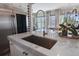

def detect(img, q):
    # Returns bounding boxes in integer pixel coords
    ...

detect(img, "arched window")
[35,10,45,31]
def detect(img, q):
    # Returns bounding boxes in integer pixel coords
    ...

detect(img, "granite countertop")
[8,31,79,56]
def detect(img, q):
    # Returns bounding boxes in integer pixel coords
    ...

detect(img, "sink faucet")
[43,30,47,36]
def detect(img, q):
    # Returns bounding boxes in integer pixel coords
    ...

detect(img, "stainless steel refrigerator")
[0,13,27,55]
[0,15,17,55]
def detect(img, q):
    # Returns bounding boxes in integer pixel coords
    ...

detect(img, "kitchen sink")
[22,35,57,49]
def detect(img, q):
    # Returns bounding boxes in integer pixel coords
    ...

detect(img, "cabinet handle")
[23,52,28,55]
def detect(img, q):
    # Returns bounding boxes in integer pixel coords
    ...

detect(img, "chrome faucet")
[43,30,47,36]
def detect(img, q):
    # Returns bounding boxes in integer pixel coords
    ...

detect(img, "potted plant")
[59,23,79,39]
[59,17,78,37]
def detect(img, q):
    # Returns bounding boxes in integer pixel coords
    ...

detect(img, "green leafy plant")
[59,24,78,36]
[67,24,78,36]
[59,15,78,36]
[59,24,67,36]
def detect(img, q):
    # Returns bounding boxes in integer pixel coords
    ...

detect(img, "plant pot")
[62,30,67,36]
[72,35,79,39]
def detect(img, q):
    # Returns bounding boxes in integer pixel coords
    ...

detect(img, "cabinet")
[9,41,40,56]
[10,41,15,56]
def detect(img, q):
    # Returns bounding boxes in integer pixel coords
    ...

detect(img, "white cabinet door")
[10,42,35,56]
[13,44,35,56]
[13,44,25,56]
[10,41,25,56]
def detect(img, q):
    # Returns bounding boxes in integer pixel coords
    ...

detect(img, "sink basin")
[22,35,57,49]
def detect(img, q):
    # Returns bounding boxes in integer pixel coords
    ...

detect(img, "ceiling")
[32,3,79,13]
[0,3,28,12]
[0,3,79,13]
